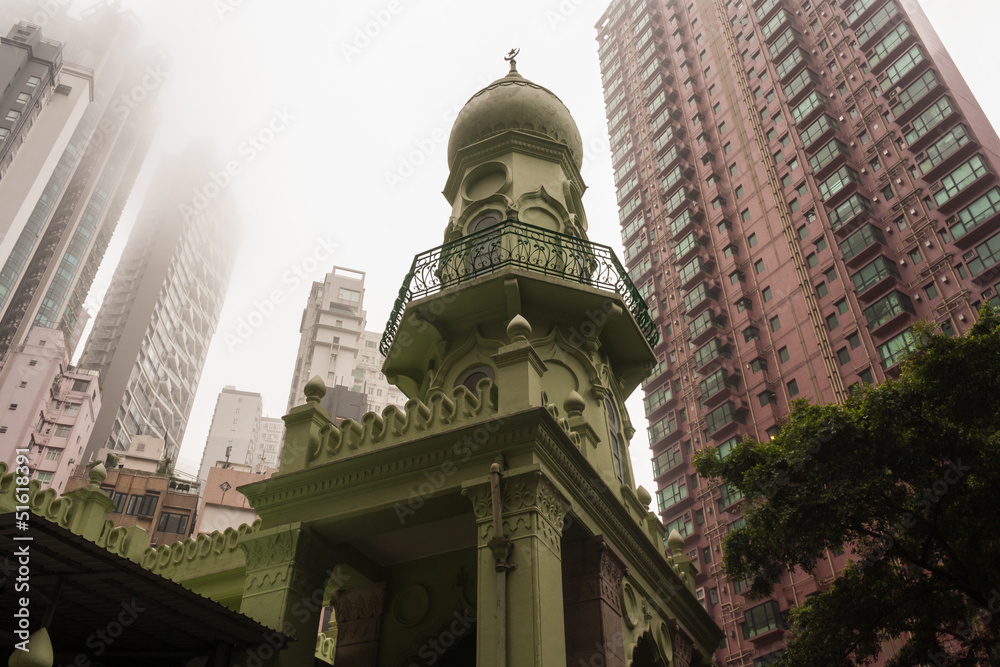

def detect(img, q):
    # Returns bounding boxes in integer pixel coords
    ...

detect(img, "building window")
[769,315,781,332]
[29,360,37,366]
[656,477,688,512]
[754,259,765,274]
[754,649,787,666]
[742,601,785,639]
[125,494,159,517]
[778,346,789,363]
[8,404,16,411]
[5,110,20,122]
[338,288,360,303]
[748,233,757,247]
[762,287,773,302]
[156,512,190,535]
[787,379,799,397]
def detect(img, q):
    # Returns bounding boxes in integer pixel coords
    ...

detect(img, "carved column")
[464,468,571,667]
[332,583,388,666]
[672,626,695,667]
[237,522,329,666]
[562,536,628,667]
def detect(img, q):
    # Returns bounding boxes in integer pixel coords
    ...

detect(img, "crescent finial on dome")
[446,59,584,170]
[504,47,520,74]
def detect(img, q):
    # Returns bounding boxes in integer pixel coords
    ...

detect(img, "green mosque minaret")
[87,54,726,667]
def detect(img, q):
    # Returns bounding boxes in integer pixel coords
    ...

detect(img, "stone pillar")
[237,522,328,667]
[464,468,571,667]
[562,536,628,667]
[672,626,695,667]
[332,582,388,666]
[62,463,116,542]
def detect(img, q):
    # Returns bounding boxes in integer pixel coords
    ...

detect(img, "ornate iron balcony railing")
[380,220,659,355]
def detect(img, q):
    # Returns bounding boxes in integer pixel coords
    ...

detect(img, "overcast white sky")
[63,0,1000,491]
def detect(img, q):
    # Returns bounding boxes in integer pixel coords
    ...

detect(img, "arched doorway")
[632,632,667,667]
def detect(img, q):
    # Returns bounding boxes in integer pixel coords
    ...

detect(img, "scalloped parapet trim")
[141,519,262,577]
[282,378,500,473]
[0,462,262,576]
[0,463,75,528]
[315,633,336,663]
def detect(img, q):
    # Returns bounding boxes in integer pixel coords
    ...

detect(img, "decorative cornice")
[445,130,586,202]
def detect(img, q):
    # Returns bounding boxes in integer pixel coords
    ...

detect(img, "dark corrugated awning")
[0,512,287,666]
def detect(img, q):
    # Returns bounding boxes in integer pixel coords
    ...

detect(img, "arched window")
[467,211,505,274]
[605,395,625,484]
[467,209,504,233]
[456,365,495,396]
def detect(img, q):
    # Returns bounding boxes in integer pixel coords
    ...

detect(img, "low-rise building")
[193,465,273,536]
[65,463,200,546]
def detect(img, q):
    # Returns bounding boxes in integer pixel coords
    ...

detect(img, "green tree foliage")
[694,307,1000,666]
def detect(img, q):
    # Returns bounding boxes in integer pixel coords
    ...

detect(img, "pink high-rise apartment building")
[0,327,100,493]
[595,0,1000,663]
